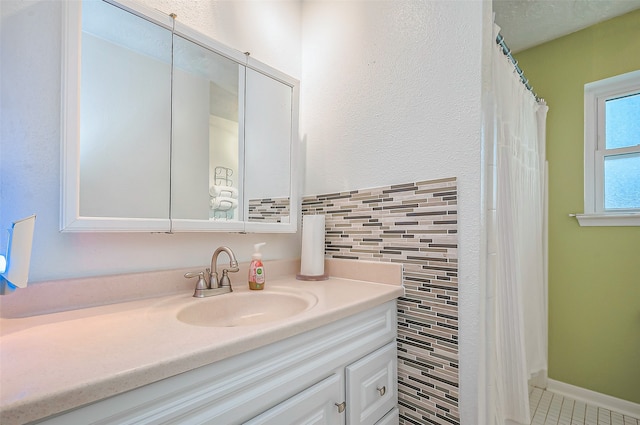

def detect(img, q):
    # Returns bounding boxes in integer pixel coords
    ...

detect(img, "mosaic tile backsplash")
[248,197,291,223]
[302,177,459,425]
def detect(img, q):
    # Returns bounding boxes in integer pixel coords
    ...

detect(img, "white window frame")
[578,69,640,227]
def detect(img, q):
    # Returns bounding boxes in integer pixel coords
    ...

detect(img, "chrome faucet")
[210,246,239,289]
[184,246,239,298]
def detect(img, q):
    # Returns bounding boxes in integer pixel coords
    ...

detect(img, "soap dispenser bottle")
[249,243,266,290]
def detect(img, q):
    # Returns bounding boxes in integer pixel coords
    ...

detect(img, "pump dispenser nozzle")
[252,243,266,259]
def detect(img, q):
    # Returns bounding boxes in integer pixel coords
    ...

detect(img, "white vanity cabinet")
[346,342,398,425]
[243,373,344,425]
[245,342,398,425]
[33,301,398,425]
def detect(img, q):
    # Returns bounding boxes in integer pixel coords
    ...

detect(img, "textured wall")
[303,177,459,425]
[141,0,302,79]
[300,2,486,422]
[516,10,640,403]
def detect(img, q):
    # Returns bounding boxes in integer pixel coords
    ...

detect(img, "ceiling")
[493,0,640,53]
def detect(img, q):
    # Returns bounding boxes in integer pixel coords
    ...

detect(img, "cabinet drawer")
[244,373,345,425]
[346,342,397,425]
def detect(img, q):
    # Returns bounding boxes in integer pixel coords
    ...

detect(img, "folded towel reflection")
[209,185,238,198]
[211,197,238,211]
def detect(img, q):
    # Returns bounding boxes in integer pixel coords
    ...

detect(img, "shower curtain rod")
[496,33,540,101]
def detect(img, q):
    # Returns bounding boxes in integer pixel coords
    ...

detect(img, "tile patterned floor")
[529,387,640,425]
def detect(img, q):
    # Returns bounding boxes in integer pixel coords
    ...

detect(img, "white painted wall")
[0,0,302,282]
[300,1,488,423]
[146,0,302,80]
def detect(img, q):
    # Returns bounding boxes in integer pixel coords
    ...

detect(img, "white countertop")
[0,259,403,424]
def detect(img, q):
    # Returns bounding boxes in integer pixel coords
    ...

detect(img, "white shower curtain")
[488,24,549,425]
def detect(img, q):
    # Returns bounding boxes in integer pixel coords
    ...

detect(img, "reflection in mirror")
[79,0,172,219]
[245,69,292,224]
[171,35,244,222]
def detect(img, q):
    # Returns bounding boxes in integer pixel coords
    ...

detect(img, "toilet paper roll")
[299,215,325,277]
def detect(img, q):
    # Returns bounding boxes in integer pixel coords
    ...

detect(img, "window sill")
[574,213,640,227]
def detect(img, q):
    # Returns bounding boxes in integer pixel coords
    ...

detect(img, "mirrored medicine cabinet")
[61,0,299,233]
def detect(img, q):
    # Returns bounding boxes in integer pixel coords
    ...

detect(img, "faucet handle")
[184,271,204,279]
[219,269,233,290]
[184,271,208,295]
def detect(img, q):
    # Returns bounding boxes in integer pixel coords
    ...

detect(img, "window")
[580,70,640,226]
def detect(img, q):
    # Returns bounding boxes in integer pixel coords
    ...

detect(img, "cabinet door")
[374,407,399,425]
[243,65,298,233]
[170,33,245,227]
[244,373,345,425]
[61,0,174,232]
[346,342,397,425]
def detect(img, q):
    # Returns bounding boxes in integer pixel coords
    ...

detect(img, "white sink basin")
[176,288,318,327]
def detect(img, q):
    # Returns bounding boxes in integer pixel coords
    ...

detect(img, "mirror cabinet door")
[170,34,245,231]
[244,68,295,231]
[81,1,172,221]
[62,0,174,231]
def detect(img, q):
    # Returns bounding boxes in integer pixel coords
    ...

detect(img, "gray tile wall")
[302,177,459,425]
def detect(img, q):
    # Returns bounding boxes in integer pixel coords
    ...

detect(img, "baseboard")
[547,379,640,419]
[529,370,548,389]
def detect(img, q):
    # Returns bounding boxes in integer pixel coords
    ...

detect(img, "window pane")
[605,93,640,150]
[604,153,640,210]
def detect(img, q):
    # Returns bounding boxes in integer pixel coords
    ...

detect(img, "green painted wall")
[515,10,640,403]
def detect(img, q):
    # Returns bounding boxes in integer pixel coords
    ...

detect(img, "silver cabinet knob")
[377,386,386,396]
[335,401,346,413]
